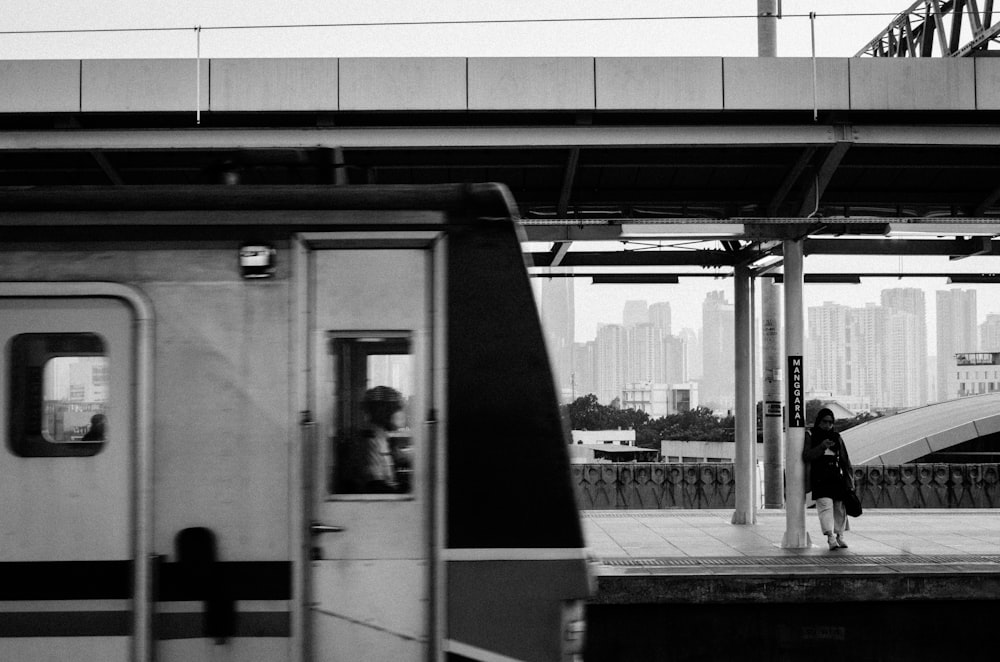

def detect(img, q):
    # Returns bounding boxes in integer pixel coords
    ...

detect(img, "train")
[0,183,591,662]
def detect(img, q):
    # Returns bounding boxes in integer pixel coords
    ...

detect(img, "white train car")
[0,184,591,662]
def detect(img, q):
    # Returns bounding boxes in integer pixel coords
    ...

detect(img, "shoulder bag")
[838,453,862,517]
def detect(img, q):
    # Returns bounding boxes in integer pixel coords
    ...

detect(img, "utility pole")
[759,0,786,510]
[758,0,780,57]
[761,277,785,508]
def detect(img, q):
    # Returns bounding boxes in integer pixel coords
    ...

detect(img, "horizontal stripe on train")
[156,561,291,601]
[0,611,290,639]
[0,611,131,637]
[156,612,290,640]
[0,561,291,601]
[0,562,131,600]
[157,600,288,614]
[0,599,131,613]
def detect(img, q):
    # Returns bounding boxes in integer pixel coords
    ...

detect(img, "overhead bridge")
[3,55,1000,271]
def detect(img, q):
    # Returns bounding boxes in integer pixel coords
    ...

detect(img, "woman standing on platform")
[803,408,854,550]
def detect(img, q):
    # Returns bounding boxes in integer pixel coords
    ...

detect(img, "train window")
[8,333,109,457]
[329,333,413,496]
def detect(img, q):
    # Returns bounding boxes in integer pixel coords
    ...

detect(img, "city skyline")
[540,278,1000,410]
[573,252,1000,349]
[575,280,1000,347]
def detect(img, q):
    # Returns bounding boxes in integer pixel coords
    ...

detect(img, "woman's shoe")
[836,535,848,549]
[827,534,838,550]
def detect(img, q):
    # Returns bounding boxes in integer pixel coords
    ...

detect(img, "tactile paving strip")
[600,554,1000,567]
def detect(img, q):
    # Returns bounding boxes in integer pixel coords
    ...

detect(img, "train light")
[239,244,276,279]
[562,599,587,661]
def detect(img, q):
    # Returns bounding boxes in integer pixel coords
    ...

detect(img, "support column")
[762,277,785,509]
[758,0,780,57]
[732,265,757,524]
[781,240,811,548]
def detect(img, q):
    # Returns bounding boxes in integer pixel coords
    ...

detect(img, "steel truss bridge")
[858,0,1000,58]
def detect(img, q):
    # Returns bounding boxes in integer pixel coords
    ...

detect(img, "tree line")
[563,393,877,449]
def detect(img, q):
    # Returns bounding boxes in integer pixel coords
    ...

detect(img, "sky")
[0,1,914,60]
[3,0,997,345]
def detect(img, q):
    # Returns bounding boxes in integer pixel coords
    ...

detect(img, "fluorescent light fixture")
[947,274,1000,283]
[621,223,745,238]
[887,223,1000,237]
[591,275,680,284]
[773,274,862,284]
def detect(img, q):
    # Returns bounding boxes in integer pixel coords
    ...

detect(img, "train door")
[303,234,439,661]
[0,293,140,661]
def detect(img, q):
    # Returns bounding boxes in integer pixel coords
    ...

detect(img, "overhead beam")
[549,241,573,267]
[797,141,851,217]
[9,125,1000,151]
[767,146,817,217]
[526,250,733,268]
[803,237,1000,256]
[556,148,580,217]
[89,150,124,185]
[949,236,994,260]
[973,182,1000,216]
[0,125,839,151]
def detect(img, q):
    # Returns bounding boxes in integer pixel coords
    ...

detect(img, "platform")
[583,509,1000,604]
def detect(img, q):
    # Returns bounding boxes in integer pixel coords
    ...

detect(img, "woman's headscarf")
[811,407,838,441]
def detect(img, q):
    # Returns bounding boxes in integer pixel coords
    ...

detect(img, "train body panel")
[0,184,590,662]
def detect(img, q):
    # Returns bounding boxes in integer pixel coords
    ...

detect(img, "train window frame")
[327,331,416,501]
[7,333,109,457]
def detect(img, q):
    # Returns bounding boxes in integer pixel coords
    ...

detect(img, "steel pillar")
[761,277,785,509]
[732,264,757,524]
[781,240,811,548]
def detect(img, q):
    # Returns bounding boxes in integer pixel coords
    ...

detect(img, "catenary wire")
[0,13,917,36]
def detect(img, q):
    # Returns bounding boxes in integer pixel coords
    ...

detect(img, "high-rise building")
[981,313,1000,352]
[627,322,661,385]
[679,328,701,380]
[622,300,649,328]
[662,334,687,384]
[847,303,889,407]
[806,302,850,395]
[571,341,596,401]
[881,288,928,406]
[936,289,977,402]
[538,278,575,398]
[594,324,627,404]
[849,304,889,408]
[885,309,924,408]
[700,291,734,409]
[648,302,672,335]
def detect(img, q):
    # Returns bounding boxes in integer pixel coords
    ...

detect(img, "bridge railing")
[571,462,1000,510]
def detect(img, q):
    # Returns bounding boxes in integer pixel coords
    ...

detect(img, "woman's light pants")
[815,497,848,536]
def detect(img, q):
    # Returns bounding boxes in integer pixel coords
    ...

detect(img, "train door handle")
[310,521,345,536]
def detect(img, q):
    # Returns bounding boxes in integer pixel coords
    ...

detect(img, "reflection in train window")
[42,356,109,442]
[8,334,109,457]
[329,334,413,495]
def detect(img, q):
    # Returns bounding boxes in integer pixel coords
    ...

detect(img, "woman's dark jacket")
[802,428,853,499]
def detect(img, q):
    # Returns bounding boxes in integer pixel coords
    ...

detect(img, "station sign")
[787,355,804,428]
